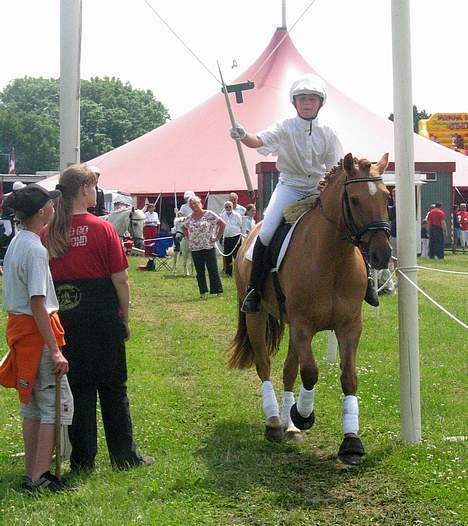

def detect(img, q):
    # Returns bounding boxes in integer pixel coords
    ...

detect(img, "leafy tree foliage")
[388,105,431,133]
[0,77,170,173]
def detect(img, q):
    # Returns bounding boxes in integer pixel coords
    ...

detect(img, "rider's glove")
[229,124,247,141]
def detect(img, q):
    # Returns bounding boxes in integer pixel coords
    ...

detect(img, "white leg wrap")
[342,395,359,435]
[280,391,295,426]
[261,381,279,419]
[297,385,315,418]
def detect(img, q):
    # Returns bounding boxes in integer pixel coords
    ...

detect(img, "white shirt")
[179,203,192,217]
[242,215,255,234]
[144,211,160,225]
[3,230,59,315]
[258,116,343,192]
[220,210,242,238]
[233,204,246,215]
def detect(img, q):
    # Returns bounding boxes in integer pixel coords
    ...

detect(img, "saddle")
[266,194,319,270]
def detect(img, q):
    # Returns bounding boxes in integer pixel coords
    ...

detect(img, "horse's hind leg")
[172,251,178,273]
[335,322,365,465]
[281,339,302,442]
[247,312,283,443]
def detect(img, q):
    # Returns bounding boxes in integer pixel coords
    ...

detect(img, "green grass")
[0,254,466,525]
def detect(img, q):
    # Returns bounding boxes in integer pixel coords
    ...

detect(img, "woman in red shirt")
[43,164,153,472]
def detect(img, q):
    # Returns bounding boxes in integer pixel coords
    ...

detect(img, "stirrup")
[241,288,261,313]
[364,280,379,307]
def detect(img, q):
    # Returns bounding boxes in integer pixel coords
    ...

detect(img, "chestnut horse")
[229,153,391,465]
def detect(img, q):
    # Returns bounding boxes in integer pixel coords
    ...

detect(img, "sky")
[0,0,466,121]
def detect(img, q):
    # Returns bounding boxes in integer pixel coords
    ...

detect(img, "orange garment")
[0,312,65,404]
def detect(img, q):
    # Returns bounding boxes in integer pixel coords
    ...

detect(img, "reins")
[319,174,390,248]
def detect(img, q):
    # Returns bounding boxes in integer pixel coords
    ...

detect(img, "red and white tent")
[87,29,468,195]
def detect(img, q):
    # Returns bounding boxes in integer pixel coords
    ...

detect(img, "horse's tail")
[228,300,285,369]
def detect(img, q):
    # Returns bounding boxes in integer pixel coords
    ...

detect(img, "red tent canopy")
[90,29,468,194]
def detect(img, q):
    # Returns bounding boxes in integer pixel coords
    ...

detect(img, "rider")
[230,74,380,312]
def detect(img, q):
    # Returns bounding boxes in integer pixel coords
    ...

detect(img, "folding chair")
[152,233,174,271]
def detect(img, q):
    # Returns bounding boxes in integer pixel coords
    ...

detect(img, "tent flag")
[8,149,16,174]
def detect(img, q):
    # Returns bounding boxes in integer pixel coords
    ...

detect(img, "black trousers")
[429,226,445,259]
[68,382,141,470]
[191,248,223,294]
[223,235,242,275]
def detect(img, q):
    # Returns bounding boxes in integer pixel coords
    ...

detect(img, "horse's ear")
[377,153,389,175]
[343,153,355,175]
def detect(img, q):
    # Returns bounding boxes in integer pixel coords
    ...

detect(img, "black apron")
[55,278,127,385]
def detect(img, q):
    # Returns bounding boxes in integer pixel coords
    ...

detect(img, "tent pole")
[391,0,421,443]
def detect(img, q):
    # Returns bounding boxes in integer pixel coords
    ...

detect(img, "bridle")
[320,175,390,248]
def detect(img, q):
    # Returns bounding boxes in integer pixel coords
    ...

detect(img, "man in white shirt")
[219,201,242,275]
[229,192,246,216]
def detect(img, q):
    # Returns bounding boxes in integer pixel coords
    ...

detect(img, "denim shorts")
[20,347,74,425]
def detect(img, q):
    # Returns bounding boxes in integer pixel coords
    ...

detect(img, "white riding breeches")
[259,182,315,245]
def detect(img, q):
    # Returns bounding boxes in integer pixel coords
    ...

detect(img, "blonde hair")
[46,164,97,258]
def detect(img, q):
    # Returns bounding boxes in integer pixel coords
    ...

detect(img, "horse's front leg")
[281,339,303,442]
[289,322,318,431]
[247,312,283,443]
[335,322,365,465]
[172,250,178,273]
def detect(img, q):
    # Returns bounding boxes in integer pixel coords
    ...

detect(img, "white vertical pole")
[325,331,337,364]
[391,0,421,443]
[60,0,82,170]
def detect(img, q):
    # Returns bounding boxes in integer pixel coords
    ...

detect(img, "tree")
[388,105,431,133]
[0,77,170,173]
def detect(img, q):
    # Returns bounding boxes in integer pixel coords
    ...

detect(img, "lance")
[217,62,255,199]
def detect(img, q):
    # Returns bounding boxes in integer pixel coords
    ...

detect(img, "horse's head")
[130,209,145,247]
[342,152,391,269]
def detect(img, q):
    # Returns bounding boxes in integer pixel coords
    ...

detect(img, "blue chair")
[152,232,174,271]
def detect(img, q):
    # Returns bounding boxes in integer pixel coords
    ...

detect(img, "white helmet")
[12,181,26,190]
[184,190,195,200]
[289,74,327,106]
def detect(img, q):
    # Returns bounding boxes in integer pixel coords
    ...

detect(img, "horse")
[105,207,145,249]
[229,153,391,465]
[171,216,192,275]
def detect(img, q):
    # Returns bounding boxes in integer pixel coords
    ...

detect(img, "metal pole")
[60,0,82,170]
[391,0,421,443]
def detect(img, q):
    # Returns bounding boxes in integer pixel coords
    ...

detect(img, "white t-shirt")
[144,211,160,225]
[258,115,343,192]
[3,230,59,315]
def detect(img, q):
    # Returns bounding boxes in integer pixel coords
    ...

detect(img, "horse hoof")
[290,403,315,430]
[264,425,284,443]
[284,428,303,443]
[337,436,365,466]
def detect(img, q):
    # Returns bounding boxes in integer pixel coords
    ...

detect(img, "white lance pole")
[391,0,421,443]
[217,63,254,197]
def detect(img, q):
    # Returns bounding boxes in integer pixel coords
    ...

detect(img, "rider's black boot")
[364,261,379,307]
[241,238,267,313]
